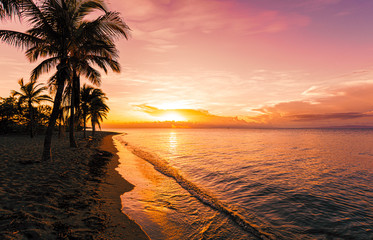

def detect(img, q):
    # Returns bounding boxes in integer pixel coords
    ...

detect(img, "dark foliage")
[0,95,51,135]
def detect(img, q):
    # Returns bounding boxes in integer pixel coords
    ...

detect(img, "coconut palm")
[41,12,125,147]
[65,20,124,147]
[0,0,23,19]
[12,78,51,138]
[80,84,106,137]
[1,0,77,159]
[80,84,93,138]
[0,0,129,160]
[87,88,108,136]
[26,0,128,150]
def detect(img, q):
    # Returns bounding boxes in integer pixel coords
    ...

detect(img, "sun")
[157,112,186,122]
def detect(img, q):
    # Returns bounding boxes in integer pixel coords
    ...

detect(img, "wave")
[114,136,273,240]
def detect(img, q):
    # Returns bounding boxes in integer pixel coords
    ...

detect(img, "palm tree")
[0,0,23,19]
[12,78,51,138]
[80,84,106,138]
[57,104,69,138]
[87,88,108,136]
[1,0,76,160]
[65,18,124,147]
[27,0,128,151]
[80,84,93,138]
[0,0,129,161]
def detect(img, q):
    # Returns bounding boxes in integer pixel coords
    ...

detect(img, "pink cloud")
[252,82,373,127]
[115,0,310,51]
[296,0,341,10]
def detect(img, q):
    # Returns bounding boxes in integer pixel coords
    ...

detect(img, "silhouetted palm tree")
[80,84,107,137]
[65,15,125,147]
[1,0,75,159]
[27,0,128,150]
[0,0,129,160]
[12,78,51,138]
[80,84,94,138]
[88,88,108,137]
[0,0,23,19]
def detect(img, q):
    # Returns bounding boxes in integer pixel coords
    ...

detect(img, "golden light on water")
[168,132,178,150]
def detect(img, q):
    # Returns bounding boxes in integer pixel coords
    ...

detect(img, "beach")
[0,131,149,239]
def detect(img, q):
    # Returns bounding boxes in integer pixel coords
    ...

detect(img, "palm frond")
[25,44,54,62]
[82,11,130,41]
[0,0,22,19]
[21,0,57,38]
[30,56,60,81]
[0,30,41,49]
[74,0,106,22]
[80,64,101,85]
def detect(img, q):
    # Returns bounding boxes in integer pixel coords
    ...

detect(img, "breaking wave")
[115,136,273,240]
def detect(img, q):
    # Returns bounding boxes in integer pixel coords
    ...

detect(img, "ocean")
[111,128,373,240]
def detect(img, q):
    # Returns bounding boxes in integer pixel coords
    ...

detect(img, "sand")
[0,131,149,239]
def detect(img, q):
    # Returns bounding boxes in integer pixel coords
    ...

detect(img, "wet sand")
[0,131,149,239]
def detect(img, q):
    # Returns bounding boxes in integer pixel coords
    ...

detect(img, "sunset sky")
[2,0,373,128]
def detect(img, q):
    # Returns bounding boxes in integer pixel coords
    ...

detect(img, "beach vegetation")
[0,0,128,161]
[64,9,127,147]
[89,91,109,137]
[12,78,52,138]
[0,94,52,135]
[80,84,108,137]
[0,96,22,133]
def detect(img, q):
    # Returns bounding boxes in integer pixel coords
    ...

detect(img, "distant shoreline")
[103,125,373,129]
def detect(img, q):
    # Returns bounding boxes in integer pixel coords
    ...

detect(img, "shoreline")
[0,131,149,239]
[97,134,150,239]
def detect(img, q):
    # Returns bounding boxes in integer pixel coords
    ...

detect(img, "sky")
[2,0,373,128]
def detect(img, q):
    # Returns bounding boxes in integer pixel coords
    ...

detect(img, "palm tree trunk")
[29,101,34,138]
[83,113,86,138]
[76,75,80,124]
[92,121,95,137]
[69,99,77,147]
[69,71,78,147]
[69,82,77,147]
[58,121,62,139]
[42,64,66,161]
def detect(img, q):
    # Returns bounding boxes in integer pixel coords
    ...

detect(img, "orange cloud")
[105,79,373,129]
[132,104,252,128]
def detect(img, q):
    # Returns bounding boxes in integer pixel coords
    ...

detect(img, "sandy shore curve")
[0,131,149,239]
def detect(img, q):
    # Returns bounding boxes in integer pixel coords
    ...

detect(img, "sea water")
[112,128,373,239]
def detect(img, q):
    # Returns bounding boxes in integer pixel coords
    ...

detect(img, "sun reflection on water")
[168,131,178,151]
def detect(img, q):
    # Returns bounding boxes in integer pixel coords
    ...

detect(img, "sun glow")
[155,102,190,110]
[157,112,186,122]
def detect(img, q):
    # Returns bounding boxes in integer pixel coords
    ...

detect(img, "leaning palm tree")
[1,0,77,160]
[87,89,108,137]
[39,11,126,147]
[11,78,51,138]
[0,0,129,161]
[26,0,129,151]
